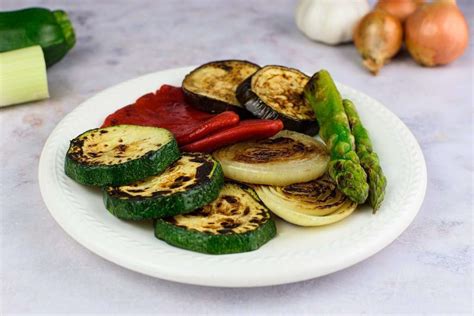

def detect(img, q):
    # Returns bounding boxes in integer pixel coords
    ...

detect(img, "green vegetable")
[154,182,277,255]
[303,69,369,204]
[104,153,224,220]
[343,99,387,212]
[0,8,75,67]
[0,46,49,107]
[65,125,180,187]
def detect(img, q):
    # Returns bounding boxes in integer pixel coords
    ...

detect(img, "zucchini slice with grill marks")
[103,152,224,220]
[154,182,276,255]
[236,65,318,135]
[182,60,260,116]
[65,125,179,186]
[254,175,358,227]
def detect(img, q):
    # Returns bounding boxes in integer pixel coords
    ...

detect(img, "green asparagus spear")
[303,70,369,204]
[343,99,387,212]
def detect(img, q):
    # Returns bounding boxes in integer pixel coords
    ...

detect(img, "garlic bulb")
[295,0,370,45]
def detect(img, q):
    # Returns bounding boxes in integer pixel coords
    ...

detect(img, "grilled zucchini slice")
[65,125,179,186]
[103,152,224,220]
[182,60,260,116]
[236,65,318,135]
[154,182,276,254]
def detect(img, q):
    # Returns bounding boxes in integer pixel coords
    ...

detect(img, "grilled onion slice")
[213,130,329,186]
[254,175,357,226]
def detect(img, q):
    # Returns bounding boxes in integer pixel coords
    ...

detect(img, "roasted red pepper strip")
[181,119,284,153]
[101,85,240,145]
[176,111,239,145]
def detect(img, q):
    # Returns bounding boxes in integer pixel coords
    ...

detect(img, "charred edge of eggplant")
[189,59,260,72]
[182,87,253,118]
[236,76,319,136]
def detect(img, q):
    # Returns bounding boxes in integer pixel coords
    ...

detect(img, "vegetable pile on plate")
[64,60,387,255]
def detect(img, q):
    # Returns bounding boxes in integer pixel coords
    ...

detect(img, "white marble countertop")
[1,0,472,314]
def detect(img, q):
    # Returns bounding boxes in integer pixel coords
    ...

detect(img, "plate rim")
[38,66,427,287]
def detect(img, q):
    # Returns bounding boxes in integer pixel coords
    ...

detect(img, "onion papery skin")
[353,10,403,75]
[405,1,469,66]
[375,0,424,22]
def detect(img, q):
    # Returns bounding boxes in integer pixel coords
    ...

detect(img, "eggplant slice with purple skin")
[236,65,319,135]
[182,60,260,116]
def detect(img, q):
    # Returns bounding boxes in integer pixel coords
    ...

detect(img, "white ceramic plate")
[39,66,426,287]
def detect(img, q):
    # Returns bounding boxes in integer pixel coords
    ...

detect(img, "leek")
[0,45,49,107]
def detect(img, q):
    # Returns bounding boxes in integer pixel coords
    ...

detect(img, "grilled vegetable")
[213,130,329,186]
[343,99,386,212]
[0,8,75,67]
[254,175,357,226]
[176,111,240,145]
[236,65,318,135]
[104,153,224,220]
[182,60,260,116]
[181,119,283,153]
[154,182,276,254]
[101,84,240,146]
[65,125,179,187]
[303,70,369,204]
[101,85,240,146]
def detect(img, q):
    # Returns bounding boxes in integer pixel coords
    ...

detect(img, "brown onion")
[405,0,469,66]
[375,0,424,21]
[353,10,403,75]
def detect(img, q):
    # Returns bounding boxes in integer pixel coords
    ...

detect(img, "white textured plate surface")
[39,66,427,287]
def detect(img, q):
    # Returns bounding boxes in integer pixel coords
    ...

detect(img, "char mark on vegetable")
[234,137,318,163]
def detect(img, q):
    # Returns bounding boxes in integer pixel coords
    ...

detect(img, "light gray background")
[1,0,472,314]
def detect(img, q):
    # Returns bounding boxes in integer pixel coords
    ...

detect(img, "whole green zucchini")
[0,7,75,67]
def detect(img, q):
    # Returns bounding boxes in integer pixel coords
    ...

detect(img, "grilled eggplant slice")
[154,182,276,255]
[103,152,224,220]
[236,65,318,135]
[182,60,260,116]
[213,130,329,186]
[65,125,179,186]
[254,175,358,226]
